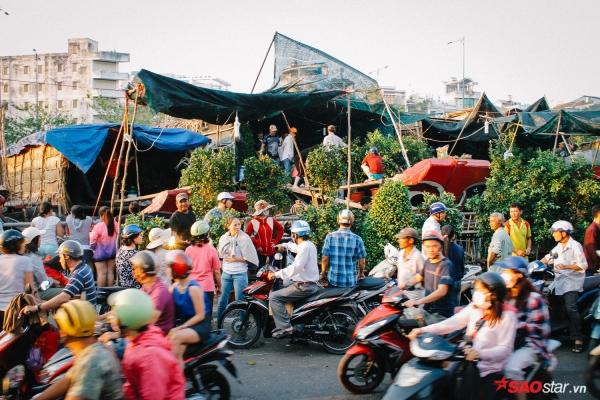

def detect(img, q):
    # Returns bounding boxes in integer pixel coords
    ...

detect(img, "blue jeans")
[216,272,248,322]
[39,244,58,259]
[204,291,214,324]
[281,159,292,176]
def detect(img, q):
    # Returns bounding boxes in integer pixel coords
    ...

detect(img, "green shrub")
[242,156,291,213]
[123,214,166,248]
[207,209,242,242]
[414,191,463,237]
[465,143,600,254]
[305,145,346,196]
[361,181,415,269]
[403,134,433,165]
[179,148,236,216]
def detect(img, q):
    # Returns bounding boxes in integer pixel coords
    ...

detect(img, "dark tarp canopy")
[137,69,345,125]
[493,110,600,137]
[525,97,550,112]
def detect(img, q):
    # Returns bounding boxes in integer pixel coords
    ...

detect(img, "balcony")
[92,51,130,63]
[93,71,130,81]
[93,89,124,98]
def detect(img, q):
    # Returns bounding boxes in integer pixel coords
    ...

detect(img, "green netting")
[270,32,385,115]
[524,97,550,112]
[492,110,600,137]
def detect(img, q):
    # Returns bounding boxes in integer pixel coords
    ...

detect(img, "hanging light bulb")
[234,112,241,142]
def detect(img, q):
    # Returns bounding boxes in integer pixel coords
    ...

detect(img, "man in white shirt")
[394,228,425,319]
[542,220,587,352]
[322,125,346,149]
[268,220,320,338]
[422,202,447,235]
[279,127,296,177]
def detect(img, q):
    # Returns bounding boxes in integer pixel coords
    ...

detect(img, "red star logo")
[494,376,509,391]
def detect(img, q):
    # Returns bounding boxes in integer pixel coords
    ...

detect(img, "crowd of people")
[0,192,597,399]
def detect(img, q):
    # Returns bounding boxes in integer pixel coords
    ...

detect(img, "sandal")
[572,342,584,353]
[273,327,294,339]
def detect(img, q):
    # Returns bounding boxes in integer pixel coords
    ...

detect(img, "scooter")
[368,243,401,280]
[218,259,364,354]
[337,286,420,394]
[459,264,482,305]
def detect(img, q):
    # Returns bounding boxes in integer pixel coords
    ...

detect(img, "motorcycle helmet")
[55,300,96,338]
[475,272,507,302]
[290,220,311,238]
[122,224,143,239]
[190,220,210,237]
[58,240,83,259]
[337,209,355,225]
[495,256,529,277]
[166,250,192,279]
[0,229,25,254]
[130,250,157,276]
[549,220,573,235]
[429,202,448,215]
[109,289,155,330]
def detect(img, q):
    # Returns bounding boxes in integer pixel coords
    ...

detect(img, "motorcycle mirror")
[274,253,283,261]
[40,281,51,291]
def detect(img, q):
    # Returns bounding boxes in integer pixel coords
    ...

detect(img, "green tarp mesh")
[137,69,344,124]
[492,110,600,137]
[270,32,385,115]
[525,97,550,112]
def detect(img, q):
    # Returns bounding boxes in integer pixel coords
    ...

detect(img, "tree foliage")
[361,181,415,268]
[414,191,463,237]
[465,143,600,253]
[242,156,290,213]
[4,106,76,144]
[305,145,346,196]
[179,148,237,216]
[92,98,158,125]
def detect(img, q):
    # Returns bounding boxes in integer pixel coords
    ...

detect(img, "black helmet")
[475,272,507,302]
[131,250,157,276]
[0,229,25,254]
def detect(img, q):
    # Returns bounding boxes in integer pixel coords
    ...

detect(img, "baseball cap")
[395,228,417,240]
[176,192,189,202]
[217,192,235,201]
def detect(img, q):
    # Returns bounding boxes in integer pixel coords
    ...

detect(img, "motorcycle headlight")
[356,316,394,340]
[395,363,431,387]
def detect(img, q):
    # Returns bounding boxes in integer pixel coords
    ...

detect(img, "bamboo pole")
[93,122,125,216]
[380,89,411,168]
[110,97,130,210]
[346,94,352,209]
[0,106,7,188]
[552,112,562,155]
[250,34,275,94]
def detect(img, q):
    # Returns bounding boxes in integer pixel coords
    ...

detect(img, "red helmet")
[165,250,191,279]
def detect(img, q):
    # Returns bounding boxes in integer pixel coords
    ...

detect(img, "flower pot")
[370,188,379,197]
[349,191,364,202]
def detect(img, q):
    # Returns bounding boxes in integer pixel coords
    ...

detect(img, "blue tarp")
[39,123,210,173]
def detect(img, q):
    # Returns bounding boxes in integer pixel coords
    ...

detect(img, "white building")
[442,77,481,109]
[0,38,130,122]
[381,86,407,108]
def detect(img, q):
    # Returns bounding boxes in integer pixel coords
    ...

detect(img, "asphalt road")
[223,338,594,400]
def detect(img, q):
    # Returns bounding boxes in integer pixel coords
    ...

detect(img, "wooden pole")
[94,123,124,216]
[381,89,411,168]
[552,112,562,155]
[449,98,479,156]
[346,94,352,209]
[110,98,130,210]
[250,34,275,94]
[0,105,7,188]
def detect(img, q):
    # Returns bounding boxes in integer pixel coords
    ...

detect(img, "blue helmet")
[122,224,143,239]
[369,146,379,154]
[429,202,447,215]
[495,256,529,277]
[290,220,311,237]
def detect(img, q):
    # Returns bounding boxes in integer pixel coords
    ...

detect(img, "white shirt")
[275,240,319,283]
[31,215,61,246]
[323,133,346,148]
[396,247,425,287]
[422,216,441,234]
[279,134,295,161]
[546,237,587,295]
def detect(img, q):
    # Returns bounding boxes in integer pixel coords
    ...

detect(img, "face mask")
[472,290,491,309]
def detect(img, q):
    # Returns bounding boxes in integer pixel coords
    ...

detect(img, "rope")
[422,125,485,143]
[130,126,165,152]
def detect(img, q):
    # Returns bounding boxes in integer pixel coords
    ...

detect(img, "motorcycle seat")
[304,287,351,303]
[397,318,421,329]
[183,332,227,358]
[356,277,386,290]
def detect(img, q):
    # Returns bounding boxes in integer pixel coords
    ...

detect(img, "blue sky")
[2,0,599,105]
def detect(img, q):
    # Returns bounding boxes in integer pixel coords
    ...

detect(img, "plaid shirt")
[322,228,367,287]
[512,291,551,360]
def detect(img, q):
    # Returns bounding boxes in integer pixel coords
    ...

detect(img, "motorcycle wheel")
[337,352,385,394]
[218,306,262,349]
[320,308,358,355]
[189,368,230,400]
[585,355,600,400]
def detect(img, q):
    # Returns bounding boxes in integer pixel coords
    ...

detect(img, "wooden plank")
[338,179,385,191]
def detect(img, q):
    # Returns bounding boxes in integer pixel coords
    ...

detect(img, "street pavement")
[224,337,593,400]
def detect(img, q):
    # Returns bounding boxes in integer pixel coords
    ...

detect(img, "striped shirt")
[63,262,97,305]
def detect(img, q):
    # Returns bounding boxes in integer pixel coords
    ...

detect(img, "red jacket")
[584,221,600,272]
[245,216,284,257]
[122,325,185,400]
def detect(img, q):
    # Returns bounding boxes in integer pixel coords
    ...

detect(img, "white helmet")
[550,220,573,235]
[290,220,311,237]
[338,209,355,225]
[217,192,235,202]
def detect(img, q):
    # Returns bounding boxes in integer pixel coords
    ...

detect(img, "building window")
[72,81,78,90]
[23,65,30,74]
[2,84,7,93]
[57,100,64,109]
[23,84,29,93]
[57,64,63,73]
[72,99,78,108]
[2,67,7,75]
[24,102,30,109]
[79,66,87,75]
[57,82,63,91]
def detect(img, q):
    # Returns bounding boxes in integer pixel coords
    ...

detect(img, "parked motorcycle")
[459,264,482,305]
[218,263,363,354]
[337,286,420,394]
[368,243,400,280]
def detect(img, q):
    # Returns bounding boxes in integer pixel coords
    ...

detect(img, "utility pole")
[448,37,465,108]
[33,49,39,119]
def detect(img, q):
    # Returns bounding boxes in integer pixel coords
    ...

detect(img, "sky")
[1,0,599,105]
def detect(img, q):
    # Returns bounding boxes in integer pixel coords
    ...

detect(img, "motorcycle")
[585,344,600,399]
[218,260,366,354]
[368,243,400,280]
[383,333,560,400]
[459,264,482,305]
[337,286,420,394]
